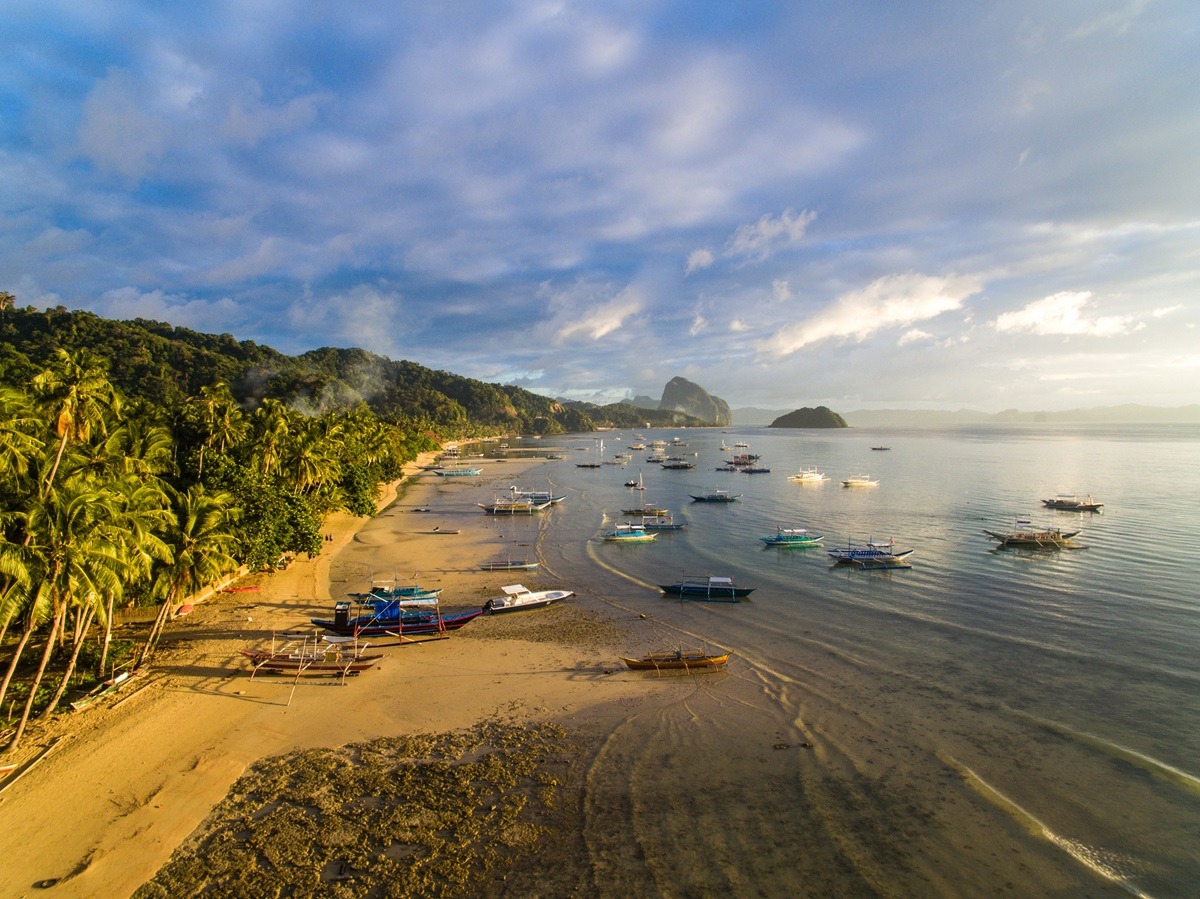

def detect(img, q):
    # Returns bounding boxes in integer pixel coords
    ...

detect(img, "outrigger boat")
[479,559,540,571]
[659,575,754,601]
[761,527,824,547]
[622,502,669,516]
[689,489,741,503]
[1041,493,1103,512]
[984,520,1081,549]
[312,595,484,639]
[241,632,383,679]
[788,467,828,483]
[476,496,552,514]
[641,514,685,531]
[828,539,913,568]
[621,650,731,671]
[841,475,879,488]
[507,486,568,505]
[484,584,575,614]
[602,524,657,543]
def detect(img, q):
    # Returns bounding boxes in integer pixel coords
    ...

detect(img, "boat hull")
[312,608,484,637]
[622,653,730,671]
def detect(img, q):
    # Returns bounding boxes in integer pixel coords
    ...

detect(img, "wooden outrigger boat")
[621,650,731,671]
[241,632,383,680]
[479,559,540,571]
[659,575,754,601]
[1041,493,1103,513]
[828,539,913,568]
[761,527,824,547]
[984,520,1081,549]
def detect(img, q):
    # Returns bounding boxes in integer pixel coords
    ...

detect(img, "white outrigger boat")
[788,467,829,483]
[841,474,879,488]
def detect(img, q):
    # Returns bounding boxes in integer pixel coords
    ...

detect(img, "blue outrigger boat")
[659,575,753,602]
[828,539,913,569]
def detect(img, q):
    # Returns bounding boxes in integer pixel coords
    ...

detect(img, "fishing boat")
[741,465,771,474]
[621,650,731,671]
[984,520,1082,549]
[507,486,568,505]
[622,501,670,516]
[660,459,695,469]
[788,467,829,483]
[476,496,552,514]
[725,453,761,466]
[659,575,754,600]
[871,446,891,451]
[312,606,485,638]
[1041,493,1104,512]
[602,524,657,543]
[828,539,913,567]
[484,584,575,613]
[689,489,741,503]
[240,635,383,678]
[624,472,646,489]
[641,514,685,531]
[433,465,483,477]
[358,581,442,601]
[478,559,540,571]
[841,474,879,488]
[761,527,824,547]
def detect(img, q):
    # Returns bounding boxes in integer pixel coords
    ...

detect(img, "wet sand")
[0,451,665,898]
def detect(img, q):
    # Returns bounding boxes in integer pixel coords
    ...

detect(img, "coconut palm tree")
[6,478,127,751]
[249,399,293,478]
[137,485,238,668]
[186,384,246,479]
[31,349,120,496]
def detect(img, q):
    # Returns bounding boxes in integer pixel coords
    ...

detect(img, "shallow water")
[511,424,1200,898]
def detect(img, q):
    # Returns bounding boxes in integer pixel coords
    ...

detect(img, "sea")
[481,424,1200,898]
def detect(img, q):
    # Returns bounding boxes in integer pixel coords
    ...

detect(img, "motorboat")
[484,584,575,614]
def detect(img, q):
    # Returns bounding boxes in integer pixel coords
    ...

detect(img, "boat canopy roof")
[502,584,530,595]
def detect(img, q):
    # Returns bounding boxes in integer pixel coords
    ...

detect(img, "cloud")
[1071,1,1148,39]
[97,287,243,332]
[555,287,642,342]
[772,280,792,302]
[761,273,982,356]
[898,328,933,346]
[730,319,750,333]
[689,311,707,336]
[726,209,816,262]
[77,69,170,181]
[685,249,714,274]
[992,291,1141,337]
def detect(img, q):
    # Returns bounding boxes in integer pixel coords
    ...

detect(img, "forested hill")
[0,305,707,434]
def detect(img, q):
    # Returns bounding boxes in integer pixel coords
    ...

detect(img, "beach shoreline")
[0,449,661,898]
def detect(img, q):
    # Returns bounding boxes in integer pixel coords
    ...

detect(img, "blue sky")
[2,1,1197,412]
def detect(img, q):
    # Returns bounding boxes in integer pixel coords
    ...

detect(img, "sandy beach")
[0,451,671,898]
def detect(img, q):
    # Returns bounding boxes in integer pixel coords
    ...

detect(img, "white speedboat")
[484,584,575,614]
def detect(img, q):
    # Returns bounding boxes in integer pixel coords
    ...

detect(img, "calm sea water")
[487,425,1200,897]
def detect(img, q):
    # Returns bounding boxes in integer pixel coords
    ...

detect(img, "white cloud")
[689,311,707,336]
[77,69,170,181]
[898,328,933,346]
[556,288,642,341]
[730,319,750,333]
[761,273,982,356]
[992,290,1141,337]
[772,279,792,302]
[98,287,242,331]
[1152,304,1182,318]
[685,249,714,274]
[1071,1,1148,39]
[726,209,816,261]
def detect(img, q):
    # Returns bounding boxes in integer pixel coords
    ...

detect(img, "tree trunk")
[97,593,116,676]
[0,620,35,714]
[42,606,96,717]
[8,605,64,752]
[136,590,176,669]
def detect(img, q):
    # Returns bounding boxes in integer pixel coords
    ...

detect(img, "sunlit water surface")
[483,425,1200,897]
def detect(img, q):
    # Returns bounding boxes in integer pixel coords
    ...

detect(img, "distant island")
[767,406,848,428]
[620,377,732,427]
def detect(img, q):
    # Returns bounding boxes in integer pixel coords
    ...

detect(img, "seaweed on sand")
[135,721,587,898]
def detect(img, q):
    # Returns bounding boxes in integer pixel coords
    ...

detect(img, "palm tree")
[186,384,246,479]
[6,478,127,751]
[0,386,43,485]
[285,419,342,496]
[137,485,238,668]
[31,349,121,496]
[249,399,292,478]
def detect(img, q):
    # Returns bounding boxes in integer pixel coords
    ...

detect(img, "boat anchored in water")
[788,467,829,483]
[761,527,824,547]
[1041,493,1103,513]
[828,539,913,568]
[841,474,879,488]
[602,523,657,543]
[984,519,1081,549]
[658,575,754,601]
[689,489,741,503]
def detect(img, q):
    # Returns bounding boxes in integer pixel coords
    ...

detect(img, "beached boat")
[1041,493,1104,512]
[621,650,731,671]
[602,524,657,543]
[240,636,383,678]
[641,514,685,531]
[689,489,741,503]
[479,559,540,571]
[313,607,484,638]
[360,581,442,601]
[841,475,879,488]
[828,539,913,567]
[788,467,829,483]
[484,584,575,614]
[659,575,754,600]
[761,527,824,547]
[984,520,1082,549]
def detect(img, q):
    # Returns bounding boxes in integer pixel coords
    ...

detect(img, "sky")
[2,1,1198,413]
